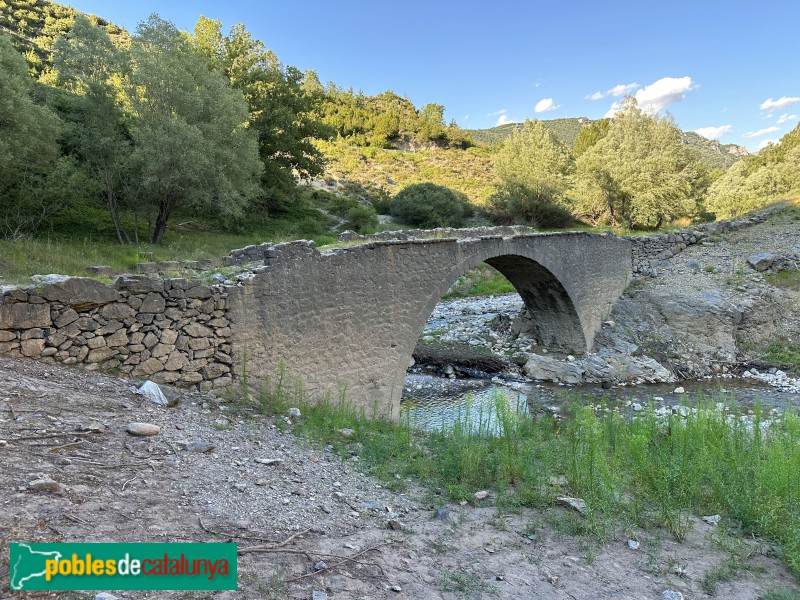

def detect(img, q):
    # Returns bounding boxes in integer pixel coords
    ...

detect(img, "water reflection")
[401,374,799,432]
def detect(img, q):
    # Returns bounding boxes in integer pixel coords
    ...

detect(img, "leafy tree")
[128,15,262,244]
[53,15,133,243]
[573,118,610,157]
[0,34,69,237]
[191,17,329,207]
[390,183,472,228]
[706,125,800,218]
[493,119,575,201]
[572,97,701,228]
[486,180,574,228]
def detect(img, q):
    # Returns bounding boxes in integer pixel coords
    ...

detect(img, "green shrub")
[345,205,378,233]
[486,180,574,228]
[389,182,473,228]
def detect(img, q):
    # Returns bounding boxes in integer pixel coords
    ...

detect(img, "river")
[400,294,800,431]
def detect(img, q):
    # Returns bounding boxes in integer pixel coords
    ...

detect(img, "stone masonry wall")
[0,275,233,390]
[625,204,786,276]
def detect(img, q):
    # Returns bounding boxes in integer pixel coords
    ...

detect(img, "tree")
[191,17,329,207]
[53,15,133,243]
[128,15,262,244]
[493,119,575,201]
[0,34,67,238]
[572,97,701,228]
[390,183,472,228]
[485,180,573,228]
[573,118,610,157]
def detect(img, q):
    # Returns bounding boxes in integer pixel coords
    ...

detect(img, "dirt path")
[1,357,797,599]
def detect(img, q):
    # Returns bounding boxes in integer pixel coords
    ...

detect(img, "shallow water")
[400,373,800,432]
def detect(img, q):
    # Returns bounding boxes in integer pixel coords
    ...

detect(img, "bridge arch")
[226,231,632,418]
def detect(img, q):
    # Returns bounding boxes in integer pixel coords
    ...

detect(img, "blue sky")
[65,1,799,152]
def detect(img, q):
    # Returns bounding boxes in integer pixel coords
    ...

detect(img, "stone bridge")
[226,230,632,417]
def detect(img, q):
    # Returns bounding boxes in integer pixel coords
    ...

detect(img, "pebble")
[390,585,402,592]
[627,539,640,550]
[702,514,721,525]
[126,422,161,436]
[29,477,63,493]
[663,591,684,600]
[433,508,452,521]
[474,490,489,500]
[187,440,215,453]
[387,519,406,531]
[314,560,327,571]
[254,457,283,465]
[95,594,120,600]
[673,387,685,394]
[312,592,327,600]
[287,407,301,418]
[337,428,355,438]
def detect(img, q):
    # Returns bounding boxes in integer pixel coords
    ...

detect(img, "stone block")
[38,277,119,311]
[87,347,118,363]
[54,308,79,327]
[132,357,165,377]
[140,292,166,314]
[20,338,46,357]
[0,303,51,329]
[100,303,136,320]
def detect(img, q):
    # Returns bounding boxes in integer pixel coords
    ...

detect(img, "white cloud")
[462,114,469,122]
[495,114,518,126]
[586,82,638,101]
[603,100,623,118]
[488,108,507,116]
[757,138,780,150]
[760,96,800,111]
[694,125,732,140]
[634,76,695,113]
[534,98,559,113]
[744,126,780,138]
[609,82,639,97]
[777,113,798,124]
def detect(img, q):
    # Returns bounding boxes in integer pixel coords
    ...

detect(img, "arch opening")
[403,254,586,399]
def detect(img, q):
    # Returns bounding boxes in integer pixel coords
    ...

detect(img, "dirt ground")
[1,356,798,599]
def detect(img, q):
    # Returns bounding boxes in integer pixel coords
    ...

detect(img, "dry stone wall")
[0,276,233,390]
[626,205,786,276]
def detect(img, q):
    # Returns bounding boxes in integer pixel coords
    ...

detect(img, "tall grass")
[248,378,800,575]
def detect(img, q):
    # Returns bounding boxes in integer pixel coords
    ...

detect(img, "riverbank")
[1,357,799,599]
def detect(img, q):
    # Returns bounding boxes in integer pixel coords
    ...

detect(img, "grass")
[0,202,339,285]
[444,262,516,298]
[763,344,800,374]
[242,372,800,577]
[765,269,800,291]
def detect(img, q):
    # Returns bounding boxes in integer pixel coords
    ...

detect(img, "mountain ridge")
[467,118,749,170]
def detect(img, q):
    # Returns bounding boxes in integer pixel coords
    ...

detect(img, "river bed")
[401,294,800,431]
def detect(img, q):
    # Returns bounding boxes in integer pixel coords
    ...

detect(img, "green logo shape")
[10,543,237,591]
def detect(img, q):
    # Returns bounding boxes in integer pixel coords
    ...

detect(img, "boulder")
[747,252,777,272]
[524,353,584,384]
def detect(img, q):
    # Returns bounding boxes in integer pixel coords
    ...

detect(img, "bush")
[486,181,574,228]
[345,205,378,233]
[390,183,473,229]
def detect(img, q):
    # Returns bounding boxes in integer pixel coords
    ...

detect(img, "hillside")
[0,0,128,76]
[468,117,749,170]
[313,139,496,206]
[467,117,589,147]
